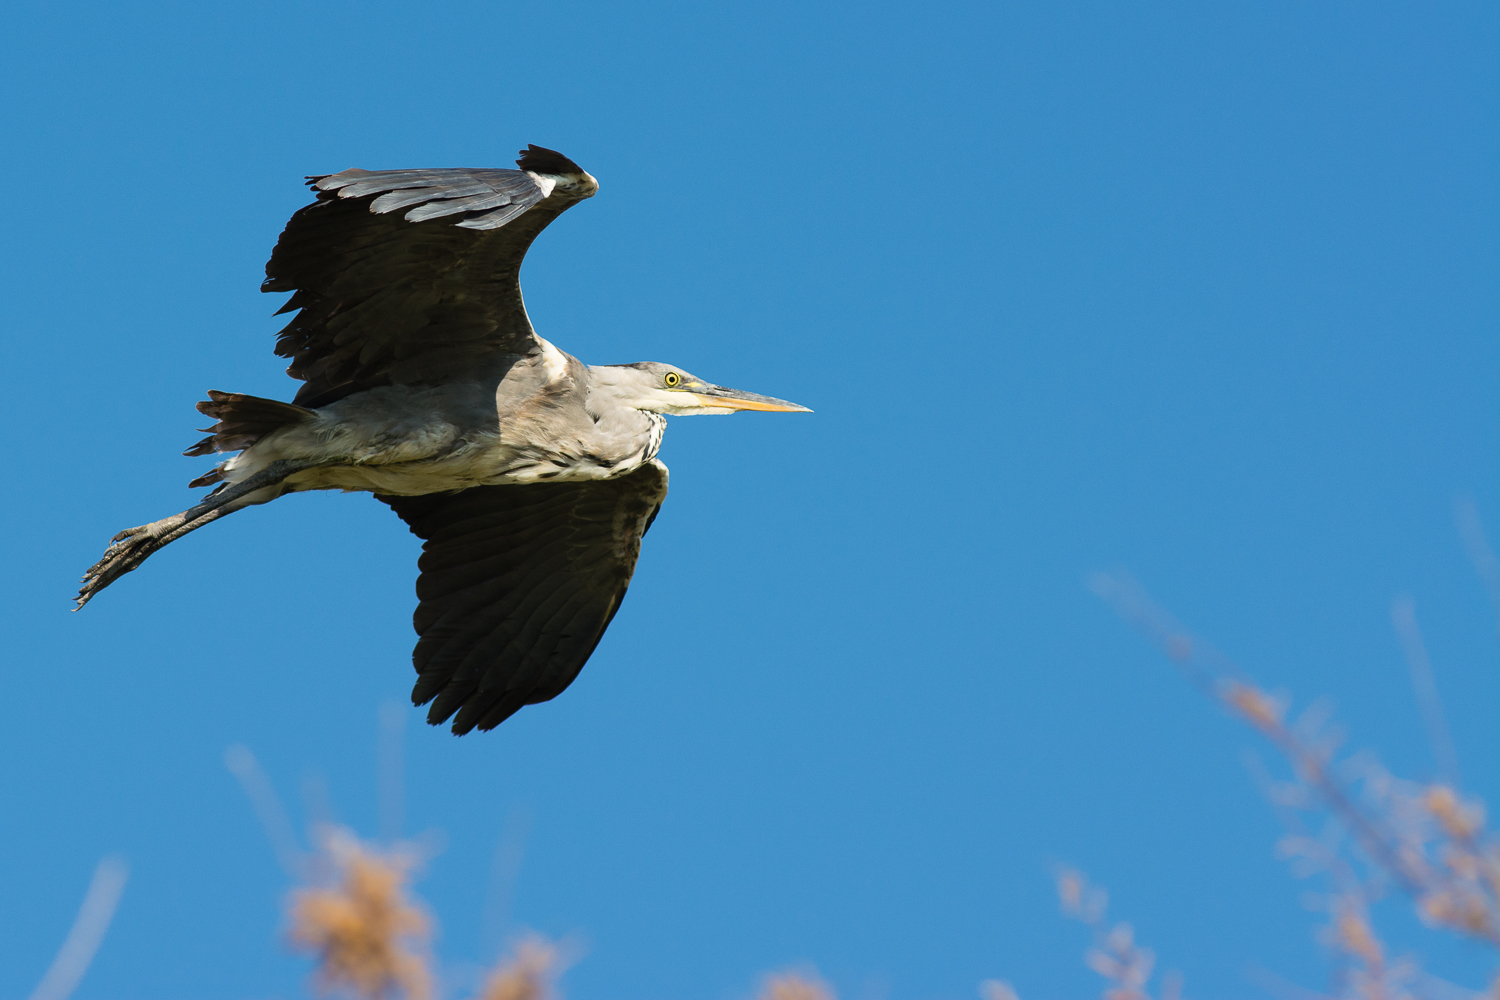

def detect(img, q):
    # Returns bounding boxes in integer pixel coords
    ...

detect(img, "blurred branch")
[28,855,129,1000]
[482,804,534,961]
[979,980,1023,1000]
[225,743,306,879]
[1454,496,1500,636]
[1390,596,1460,787]
[378,702,405,845]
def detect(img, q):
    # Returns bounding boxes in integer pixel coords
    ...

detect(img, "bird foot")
[76,515,189,609]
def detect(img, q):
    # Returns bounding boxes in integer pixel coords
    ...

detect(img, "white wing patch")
[524,172,559,199]
[537,338,571,384]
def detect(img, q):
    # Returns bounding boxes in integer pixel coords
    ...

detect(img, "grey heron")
[77,144,809,735]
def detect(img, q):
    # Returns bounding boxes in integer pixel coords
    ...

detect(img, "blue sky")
[1,1,1496,997]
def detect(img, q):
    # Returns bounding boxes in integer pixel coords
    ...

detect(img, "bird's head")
[596,362,812,416]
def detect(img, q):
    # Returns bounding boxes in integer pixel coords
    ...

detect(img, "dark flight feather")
[262,146,595,408]
[378,461,668,735]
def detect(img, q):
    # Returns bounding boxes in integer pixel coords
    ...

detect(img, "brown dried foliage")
[478,936,559,1000]
[285,830,570,1000]
[288,832,432,1000]
[756,971,836,1000]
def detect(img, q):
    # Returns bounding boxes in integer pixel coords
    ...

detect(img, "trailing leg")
[76,459,321,608]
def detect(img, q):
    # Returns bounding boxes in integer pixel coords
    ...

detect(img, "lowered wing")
[378,461,669,734]
[263,145,598,408]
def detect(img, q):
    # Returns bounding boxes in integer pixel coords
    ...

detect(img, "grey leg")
[76,459,321,608]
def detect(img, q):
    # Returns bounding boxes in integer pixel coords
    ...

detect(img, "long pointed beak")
[689,385,812,412]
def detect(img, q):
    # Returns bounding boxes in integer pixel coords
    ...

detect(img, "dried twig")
[1090,568,1500,996]
[1054,867,1183,1000]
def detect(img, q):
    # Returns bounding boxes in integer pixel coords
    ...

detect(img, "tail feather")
[183,390,314,457]
[183,390,315,485]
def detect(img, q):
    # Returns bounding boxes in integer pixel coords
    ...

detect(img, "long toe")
[92,528,149,567]
[77,527,167,607]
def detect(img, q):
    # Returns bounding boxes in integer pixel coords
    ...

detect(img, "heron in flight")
[78,144,809,735]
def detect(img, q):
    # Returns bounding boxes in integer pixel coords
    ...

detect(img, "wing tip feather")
[516,144,583,176]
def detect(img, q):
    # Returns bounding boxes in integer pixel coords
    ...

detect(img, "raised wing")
[263,145,598,408]
[378,461,669,735]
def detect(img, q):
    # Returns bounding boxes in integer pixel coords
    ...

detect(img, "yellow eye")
[664,372,681,387]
